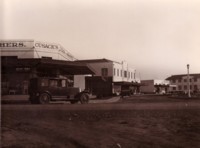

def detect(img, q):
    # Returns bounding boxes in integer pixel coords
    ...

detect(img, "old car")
[29,77,89,104]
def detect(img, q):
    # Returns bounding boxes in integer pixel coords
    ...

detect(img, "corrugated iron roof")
[166,74,200,80]
[76,58,113,63]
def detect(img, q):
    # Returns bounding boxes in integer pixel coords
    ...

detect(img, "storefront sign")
[0,40,34,49]
[16,67,31,72]
[1,40,75,61]
[58,48,74,60]
[34,41,74,60]
[0,42,25,47]
[34,42,60,49]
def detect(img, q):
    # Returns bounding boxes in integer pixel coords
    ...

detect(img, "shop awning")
[1,57,95,75]
[113,81,142,86]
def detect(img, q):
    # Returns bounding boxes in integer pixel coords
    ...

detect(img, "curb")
[1,95,121,104]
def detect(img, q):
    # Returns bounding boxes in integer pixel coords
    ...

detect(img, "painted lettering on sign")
[58,48,74,59]
[35,42,74,60]
[0,42,26,48]
[16,67,31,72]
[34,42,59,49]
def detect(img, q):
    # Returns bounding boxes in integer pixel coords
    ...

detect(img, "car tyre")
[39,93,50,104]
[79,93,89,104]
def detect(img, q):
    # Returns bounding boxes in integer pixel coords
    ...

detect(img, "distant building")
[166,74,200,93]
[140,80,170,94]
[75,59,141,97]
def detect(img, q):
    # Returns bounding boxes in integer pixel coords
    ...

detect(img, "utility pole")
[187,64,191,98]
[134,70,136,80]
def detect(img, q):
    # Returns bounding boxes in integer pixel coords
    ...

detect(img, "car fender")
[38,91,52,100]
[75,92,89,99]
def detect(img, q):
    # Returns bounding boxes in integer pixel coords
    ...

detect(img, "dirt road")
[1,96,200,148]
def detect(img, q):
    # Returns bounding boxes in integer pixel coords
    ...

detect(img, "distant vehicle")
[120,85,134,98]
[120,89,132,98]
[29,77,89,104]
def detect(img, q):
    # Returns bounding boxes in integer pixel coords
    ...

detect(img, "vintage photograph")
[1,0,200,147]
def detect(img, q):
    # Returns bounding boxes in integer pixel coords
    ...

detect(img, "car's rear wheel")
[79,93,89,104]
[39,93,50,104]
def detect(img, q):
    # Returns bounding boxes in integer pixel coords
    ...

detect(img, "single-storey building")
[140,79,170,94]
[1,40,94,95]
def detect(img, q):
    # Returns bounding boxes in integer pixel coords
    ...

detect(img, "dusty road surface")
[1,95,200,148]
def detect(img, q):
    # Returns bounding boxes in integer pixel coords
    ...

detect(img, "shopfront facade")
[1,40,94,95]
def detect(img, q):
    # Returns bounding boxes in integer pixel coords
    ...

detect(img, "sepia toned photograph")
[1,0,200,147]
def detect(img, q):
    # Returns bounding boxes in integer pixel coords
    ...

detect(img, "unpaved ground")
[1,95,200,148]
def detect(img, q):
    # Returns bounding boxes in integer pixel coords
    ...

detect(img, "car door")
[58,79,69,99]
[48,79,61,98]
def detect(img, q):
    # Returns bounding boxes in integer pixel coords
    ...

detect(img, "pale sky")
[1,0,200,79]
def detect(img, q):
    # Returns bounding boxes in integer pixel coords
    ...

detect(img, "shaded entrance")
[1,56,94,95]
[113,81,142,96]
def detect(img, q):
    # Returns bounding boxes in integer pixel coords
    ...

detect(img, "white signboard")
[0,40,75,61]
[34,41,61,50]
[0,40,34,49]
[34,41,75,61]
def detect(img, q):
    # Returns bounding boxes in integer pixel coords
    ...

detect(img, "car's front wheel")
[39,93,50,104]
[79,93,89,104]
